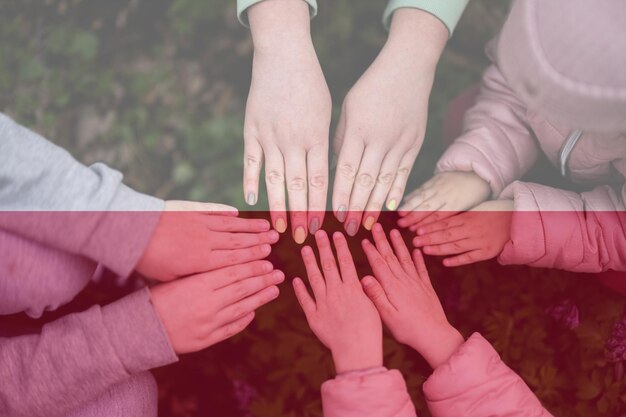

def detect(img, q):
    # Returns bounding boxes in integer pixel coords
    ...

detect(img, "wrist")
[409,324,464,370]
[331,344,383,374]
[248,0,313,52]
[386,8,448,68]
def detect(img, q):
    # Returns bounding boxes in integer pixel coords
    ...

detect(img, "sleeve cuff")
[382,0,469,34]
[101,287,178,374]
[80,181,164,279]
[237,0,318,27]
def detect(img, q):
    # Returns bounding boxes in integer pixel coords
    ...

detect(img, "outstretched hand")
[360,223,464,369]
[293,231,383,374]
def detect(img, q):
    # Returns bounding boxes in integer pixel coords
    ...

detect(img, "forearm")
[248,0,313,53]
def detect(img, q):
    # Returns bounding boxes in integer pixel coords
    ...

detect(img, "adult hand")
[244,0,332,244]
[412,199,513,267]
[360,223,464,369]
[135,200,278,281]
[293,230,383,374]
[397,171,491,230]
[150,260,283,354]
[332,9,447,236]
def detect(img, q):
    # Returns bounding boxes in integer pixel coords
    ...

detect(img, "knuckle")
[309,174,327,189]
[373,256,387,268]
[287,177,306,191]
[245,155,261,168]
[266,170,284,185]
[227,253,238,265]
[377,172,394,185]
[339,163,357,180]
[384,254,396,263]
[321,259,335,272]
[396,167,410,177]
[338,255,352,266]
[356,173,374,188]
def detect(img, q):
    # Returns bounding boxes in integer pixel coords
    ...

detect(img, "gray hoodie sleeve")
[0,112,164,277]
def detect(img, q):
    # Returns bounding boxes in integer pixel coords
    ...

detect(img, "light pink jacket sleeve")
[0,288,178,417]
[321,367,417,417]
[498,181,626,272]
[436,63,540,197]
[424,333,553,417]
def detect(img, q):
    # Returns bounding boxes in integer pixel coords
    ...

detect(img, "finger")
[361,239,395,293]
[362,152,403,230]
[208,260,275,289]
[264,148,288,234]
[306,143,328,235]
[332,232,359,285]
[332,138,364,223]
[423,239,476,256]
[204,216,271,233]
[398,184,436,213]
[293,277,317,318]
[385,148,418,212]
[442,249,485,267]
[412,226,467,248]
[301,245,326,300]
[165,200,238,215]
[243,138,263,206]
[414,216,465,236]
[344,149,384,236]
[397,198,444,228]
[284,149,309,244]
[361,275,395,314]
[208,244,272,270]
[213,230,279,249]
[315,230,342,286]
[219,285,280,323]
[209,311,256,346]
[413,210,461,230]
[220,270,285,305]
[389,229,419,280]
[412,249,433,287]
[371,223,404,278]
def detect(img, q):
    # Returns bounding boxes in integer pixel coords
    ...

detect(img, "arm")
[498,181,626,272]
[382,0,469,35]
[242,0,331,243]
[0,288,177,417]
[424,333,553,417]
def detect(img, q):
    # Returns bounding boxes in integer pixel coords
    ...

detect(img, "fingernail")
[246,192,256,206]
[294,227,306,244]
[413,237,422,246]
[361,276,375,287]
[263,262,273,272]
[309,217,320,234]
[269,286,280,298]
[273,270,285,282]
[363,216,375,231]
[275,218,287,233]
[346,220,358,236]
[269,230,279,241]
[387,199,397,211]
[417,228,425,235]
[262,244,271,254]
[337,206,347,222]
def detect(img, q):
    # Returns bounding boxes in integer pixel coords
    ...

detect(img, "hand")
[412,200,514,267]
[150,260,283,354]
[332,9,447,236]
[397,171,491,230]
[244,0,332,243]
[135,200,278,281]
[360,223,464,369]
[293,230,383,374]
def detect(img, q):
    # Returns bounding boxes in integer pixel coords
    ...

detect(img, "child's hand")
[136,201,279,281]
[412,200,513,267]
[360,224,464,369]
[293,231,383,374]
[150,260,283,354]
[397,171,491,230]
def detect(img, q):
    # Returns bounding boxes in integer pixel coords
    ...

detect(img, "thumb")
[361,275,393,314]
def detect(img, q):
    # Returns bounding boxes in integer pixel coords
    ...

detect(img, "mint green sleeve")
[237,0,318,27]
[382,0,470,35]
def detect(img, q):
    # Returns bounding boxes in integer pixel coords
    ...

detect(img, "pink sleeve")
[423,333,553,417]
[0,288,177,417]
[321,367,417,417]
[498,181,626,272]
[436,64,539,197]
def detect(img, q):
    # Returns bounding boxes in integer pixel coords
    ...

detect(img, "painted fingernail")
[337,206,347,222]
[246,192,257,206]
[346,220,358,236]
[387,199,397,211]
[309,217,320,235]
[275,218,287,233]
[294,227,306,244]
[363,216,375,231]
